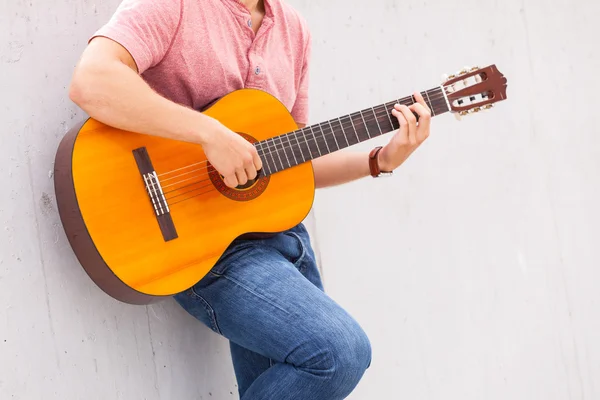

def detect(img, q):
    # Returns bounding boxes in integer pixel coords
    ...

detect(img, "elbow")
[69,61,107,114]
[69,68,92,110]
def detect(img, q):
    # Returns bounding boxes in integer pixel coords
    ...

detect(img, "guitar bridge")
[132,147,178,242]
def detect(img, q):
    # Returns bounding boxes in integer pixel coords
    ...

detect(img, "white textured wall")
[301,0,600,399]
[1,0,599,399]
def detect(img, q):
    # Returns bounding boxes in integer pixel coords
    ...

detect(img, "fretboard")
[255,87,449,176]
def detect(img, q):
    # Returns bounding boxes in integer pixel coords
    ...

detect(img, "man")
[69,0,431,398]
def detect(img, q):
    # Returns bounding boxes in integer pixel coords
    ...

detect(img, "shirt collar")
[222,0,275,19]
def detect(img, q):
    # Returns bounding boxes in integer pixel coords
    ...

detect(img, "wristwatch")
[369,146,393,178]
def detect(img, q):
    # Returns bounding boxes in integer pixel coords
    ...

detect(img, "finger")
[409,103,431,142]
[235,169,248,186]
[223,174,239,189]
[391,107,408,145]
[251,148,263,171]
[396,104,417,146]
[242,150,258,180]
[413,91,431,114]
[245,164,258,181]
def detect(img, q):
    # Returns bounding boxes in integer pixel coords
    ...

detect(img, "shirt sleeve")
[291,30,312,125]
[90,0,182,74]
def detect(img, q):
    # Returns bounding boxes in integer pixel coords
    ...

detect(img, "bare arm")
[69,37,261,188]
[69,37,218,143]
[309,93,432,189]
[311,151,372,188]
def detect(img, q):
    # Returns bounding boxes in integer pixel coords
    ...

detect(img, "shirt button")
[255,66,261,75]
[247,19,252,28]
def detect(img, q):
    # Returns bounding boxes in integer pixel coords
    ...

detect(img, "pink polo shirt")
[92,0,312,124]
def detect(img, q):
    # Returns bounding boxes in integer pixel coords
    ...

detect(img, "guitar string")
[158,79,488,205]
[159,93,450,193]
[160,95,449,198]
[157,90,449,180]
[160,96,448,190]
[158,91,449,180]
[162,95,448,203]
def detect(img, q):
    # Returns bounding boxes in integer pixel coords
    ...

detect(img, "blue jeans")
[173,223,371,399]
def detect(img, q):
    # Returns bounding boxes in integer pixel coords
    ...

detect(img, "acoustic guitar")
[54,65,508,304]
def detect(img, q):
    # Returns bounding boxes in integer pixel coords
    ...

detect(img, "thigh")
[174,242,362,368]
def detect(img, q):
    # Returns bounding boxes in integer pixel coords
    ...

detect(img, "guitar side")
[54,89,316,304]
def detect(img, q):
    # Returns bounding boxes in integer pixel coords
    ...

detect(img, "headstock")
[442,64,508,120]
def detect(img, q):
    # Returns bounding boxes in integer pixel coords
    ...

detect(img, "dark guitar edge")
[54,119,162,305]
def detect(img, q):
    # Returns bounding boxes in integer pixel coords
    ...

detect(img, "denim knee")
[301,321,372,398]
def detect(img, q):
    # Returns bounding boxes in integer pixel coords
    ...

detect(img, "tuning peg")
[454,113,462,121]
[470,66,480,71]
[459,111,469,117]
[483,104,494,110]
[472,107,481,113]
[458,66,471,75]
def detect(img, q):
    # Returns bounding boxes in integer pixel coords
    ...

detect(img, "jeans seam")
[286,231,307,271]
[189,288,222,334]
[221,274,291,315]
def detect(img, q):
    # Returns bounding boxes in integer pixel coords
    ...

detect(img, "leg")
[174,225,371,400]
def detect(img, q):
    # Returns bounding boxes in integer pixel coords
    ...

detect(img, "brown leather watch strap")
[369,146,384,177]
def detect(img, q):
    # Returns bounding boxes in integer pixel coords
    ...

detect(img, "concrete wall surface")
[0,0,598,399]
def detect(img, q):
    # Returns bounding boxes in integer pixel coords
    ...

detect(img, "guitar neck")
[255,86,450,176]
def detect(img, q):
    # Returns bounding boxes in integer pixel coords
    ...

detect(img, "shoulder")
[272,0,311,44]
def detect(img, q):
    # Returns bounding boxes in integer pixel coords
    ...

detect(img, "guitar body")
[55,89,315,304]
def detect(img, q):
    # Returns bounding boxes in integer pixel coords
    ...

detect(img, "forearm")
[312,151,371,188]
[69,59,218,144]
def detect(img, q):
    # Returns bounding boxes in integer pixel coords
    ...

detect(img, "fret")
[264,139,279,173]
[292,132,306,162]
[300,127,316,159]
[380,104,395,132]
[268,137,284,171]
[362,108,382,138]
[359,111,371,139]
[317,124,331,153]
[296,130,312,161]
[327,120,341,150]
[256,142,273,176]
[285,134,299,166]
[423,90,436,116]
[345,115,361,145]
[350,113,370,141]
[309,125,323,157]
[322,123,335,152]
[277,136,291,169]
[337,117,351,147]
[262,156,273,176]
[371,107,384,135]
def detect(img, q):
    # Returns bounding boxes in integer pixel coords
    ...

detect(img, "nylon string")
[155,91,448,205]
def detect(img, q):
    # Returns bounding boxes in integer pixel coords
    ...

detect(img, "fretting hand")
[377,92,432,172]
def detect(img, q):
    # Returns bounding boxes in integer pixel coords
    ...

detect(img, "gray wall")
[1,0,598,399]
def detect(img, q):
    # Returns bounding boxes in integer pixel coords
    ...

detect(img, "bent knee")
[304,322,372,398]
[333,323,372,377]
